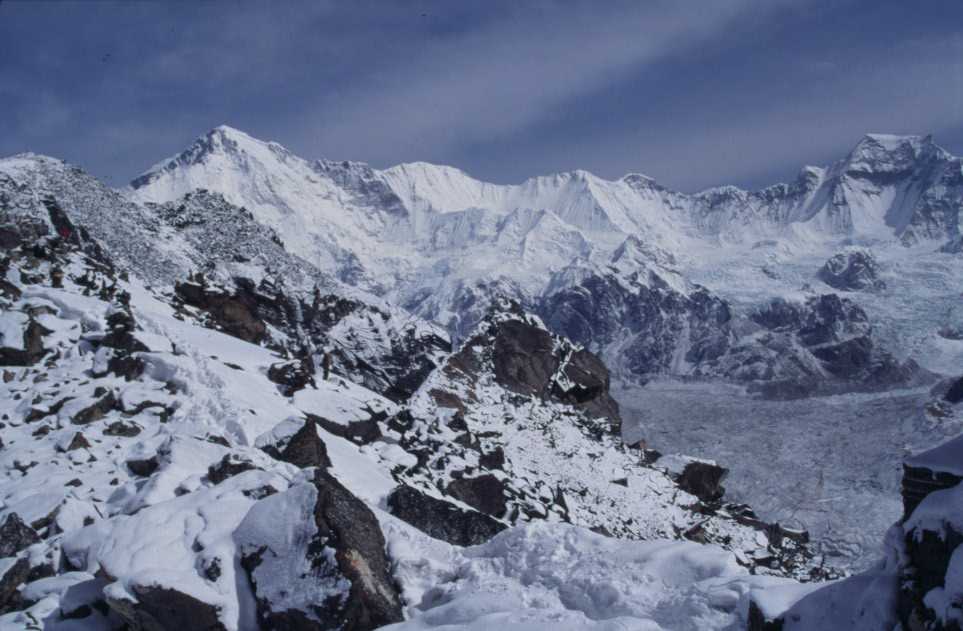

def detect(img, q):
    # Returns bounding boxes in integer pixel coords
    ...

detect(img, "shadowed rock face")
[478,315,621,428]
[107,584,227,631]
[175,281,268,344]
[0,318,51,366]
[387,484,506,546]
[446,474,509,518]
[260,418,332,470]
[311,470,403,629]
[676,461,728,504]
[0,513,40,558]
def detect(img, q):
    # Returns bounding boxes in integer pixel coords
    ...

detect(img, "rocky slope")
[0,170,828,629]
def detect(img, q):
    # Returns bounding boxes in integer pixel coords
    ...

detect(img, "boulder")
[260,418,332,470]
[0,557,30,614]
[387,484,506,546]
[677,461,728,503]
[72,391,117,425]
[308,412,382,446]
[0,513,40,557]
[236,470,403,630]
[0,316,51,366]
[267,359,316,397]
[446,474,508,518]
[106,583,226,631]
[175,281,267,344]
[207,453,258,485]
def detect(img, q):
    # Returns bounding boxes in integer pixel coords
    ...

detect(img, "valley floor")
[616,380,962,571]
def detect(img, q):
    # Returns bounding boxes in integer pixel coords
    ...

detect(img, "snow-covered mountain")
[128,126,962,390]
[2,125,963,630]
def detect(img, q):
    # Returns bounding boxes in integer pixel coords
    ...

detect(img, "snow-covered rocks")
[236,470,404,630]
[818,248,886,292]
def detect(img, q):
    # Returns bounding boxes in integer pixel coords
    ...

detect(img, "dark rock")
[207,454,257,484]
[63,432,91,451]
[818,249,886,292]
[446,474,508,518]
[175,281,268,344]
[103,421,141,437]
[387,484,506,546]
[238,470,404,630]
[309,469,403,629]
[72,391,117,425]
[107,354,146,381]
[747,598,784,631]
[126,455,159,477]
[308,412,382,446]
[0,513,40,557]
[944,376,963,404]
[267,359,316,397]
[899,525,963,630]
[0,557,30,614]
[492,320,558,397]
[106,583,227,631]
[478,446,506,470]
[677,461,728,503]
[552,348,621,428]
[901,463,963,521]
[261,418,331,469]
[0,318,51,366]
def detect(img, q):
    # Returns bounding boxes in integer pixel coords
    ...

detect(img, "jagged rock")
[72,391,117,425]
[63,432,91,451]
[207,453,258,485]
[677,461,728,503]
[446,474,508,518]
[105,583,227,631]
[0,317,51,366]
[0,513,40,557]
[308,412,382,446]
[175,280,268,344]
[552,347,620,423]
[0,558,30,614]
[236,470,403,630]
[386,484,506,546]
[818,249,886,292]
[746,598,784,631]
[103,421,141,437]
[267,359,316,396]
[260,418,332,469]
[492,320,558,397]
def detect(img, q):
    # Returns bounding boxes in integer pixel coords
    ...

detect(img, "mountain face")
[127,126,961,394]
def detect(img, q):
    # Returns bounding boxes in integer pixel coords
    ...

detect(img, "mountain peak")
[843,133,944,176]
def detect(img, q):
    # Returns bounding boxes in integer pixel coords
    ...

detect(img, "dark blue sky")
[2,1,962,191]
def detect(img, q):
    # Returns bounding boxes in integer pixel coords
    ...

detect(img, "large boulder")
[0,314,50,366]
[0,513,40,558]
[175,280,268,344]
[236,470,403,630]
[386,484,506,546]
[105,584,226,631]
[259,417,332,470]
[446,474,508,518]
[676,461,728,504]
